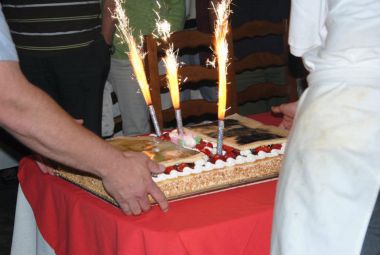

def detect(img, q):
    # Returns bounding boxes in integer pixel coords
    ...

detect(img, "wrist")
[93,148,125,180]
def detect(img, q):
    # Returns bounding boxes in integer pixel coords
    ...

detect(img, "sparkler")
[162,46,183,136]
[156,18,184,136]
[212,0,232,155]
[113,0,161,136]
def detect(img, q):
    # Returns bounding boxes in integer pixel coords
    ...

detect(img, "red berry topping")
[177,163,187,171]
[164,166,175,174]
[254,145,272,154]
[195,143,206,151]
[203,149,212,157]
[225,151,237,159]
[271,144,282,150]
[232,149,241,156]
[222,145,235,153]
[206,142,213,148]
[160,132,171,141]
[210,154,225,163]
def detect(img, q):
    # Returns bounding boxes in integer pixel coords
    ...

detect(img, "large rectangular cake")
[54,114,287,205]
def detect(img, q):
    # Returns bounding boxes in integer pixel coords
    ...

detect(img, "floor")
[0,167,19,255]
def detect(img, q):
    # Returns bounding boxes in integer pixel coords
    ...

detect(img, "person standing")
[270,0,380,254]
[106,0,186,136]
[1,0,114,136]
[0,4,168,215]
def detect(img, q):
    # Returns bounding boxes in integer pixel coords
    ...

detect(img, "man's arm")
[0,61,168,215]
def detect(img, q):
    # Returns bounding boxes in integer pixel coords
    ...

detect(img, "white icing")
[195,158,206,166]
[153,173,167,182]
[235,155,246,164]
[192,166,203,174]
[245,154,256,163]
[214,159,225,169]
[183,167,192,174]
[203,162,214,171]
[256,151,267,159]
[225,157,236,166]
[168,170,179,179]
[153,142,286,182]
[240,150,251,156]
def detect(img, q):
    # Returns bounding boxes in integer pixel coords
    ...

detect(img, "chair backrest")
[231,19,298,109]
[145,28,237,130]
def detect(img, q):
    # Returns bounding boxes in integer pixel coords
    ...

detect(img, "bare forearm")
[0,62,120,177]
[0,61,169,214]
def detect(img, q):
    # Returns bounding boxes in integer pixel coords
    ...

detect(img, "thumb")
[147,160,165,174]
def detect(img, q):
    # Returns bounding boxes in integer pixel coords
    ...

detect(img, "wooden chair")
[231,19,298,110]
[144,29,237,130]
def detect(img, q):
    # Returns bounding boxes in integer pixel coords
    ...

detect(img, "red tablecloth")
[18,112,282,255]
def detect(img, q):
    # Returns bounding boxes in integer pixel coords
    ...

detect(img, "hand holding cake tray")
[54,113,287,206]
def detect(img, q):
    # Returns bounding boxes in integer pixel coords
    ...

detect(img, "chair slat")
[232,19,298,107]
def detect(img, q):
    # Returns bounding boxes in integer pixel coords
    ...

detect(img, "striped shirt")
[1,0,102,54]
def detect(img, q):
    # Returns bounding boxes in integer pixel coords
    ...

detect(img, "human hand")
[101,151,168,216]
[33,154,55,175]
[271,101,298,130]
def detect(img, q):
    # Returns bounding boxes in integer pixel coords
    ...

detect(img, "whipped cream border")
[152,142,286,182]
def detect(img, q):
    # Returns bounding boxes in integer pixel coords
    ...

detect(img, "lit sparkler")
[156,18,184,136]
[212,0,232,155]
[162,46,183,136]
[113,0,161,136]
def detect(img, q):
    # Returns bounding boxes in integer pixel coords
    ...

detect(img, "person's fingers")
[34,155,55,175]
[149,183,169,212]
[271,105,281,114]
[148,163,165,174]
[127,198,142,215]
[148,161,165,174]
[119,202,132,215]
[284,122,293,130]
[138,197,151,212]
[35,160,49,174]
[281,119,292,130]
[278,121,286,129]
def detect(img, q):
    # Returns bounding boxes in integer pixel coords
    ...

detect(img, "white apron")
[271,0,380,254]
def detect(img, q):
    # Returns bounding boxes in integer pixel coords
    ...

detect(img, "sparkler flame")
[156,15,183,134]
[212,0,232,120]
[113,0,152,105]
[156,19,172,42]
[162,46,181,110]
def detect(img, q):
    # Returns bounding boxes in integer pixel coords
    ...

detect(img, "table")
[12,112,282,255]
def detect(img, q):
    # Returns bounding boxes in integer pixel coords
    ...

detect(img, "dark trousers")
[19,36,110,136]
[361,190,380,255]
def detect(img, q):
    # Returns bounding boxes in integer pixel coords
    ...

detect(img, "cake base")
[54,155,282,205]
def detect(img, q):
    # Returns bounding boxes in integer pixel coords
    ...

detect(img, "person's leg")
[107,58,150,136]
[53,37,110,136]
[18,54,59,101]
[361,190,380,255]
[101,81,115,138]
